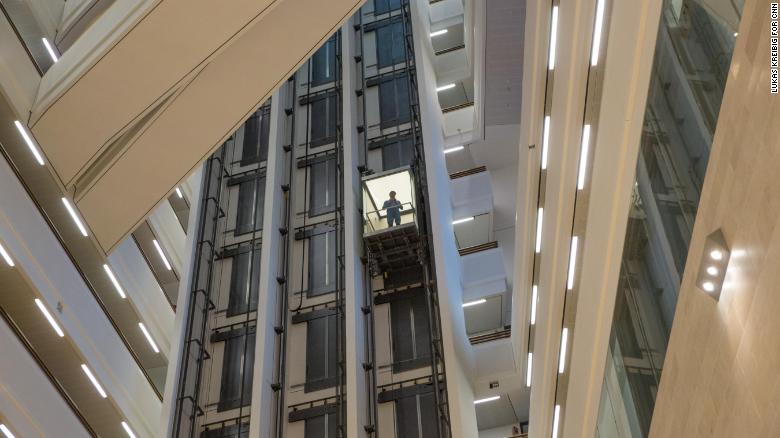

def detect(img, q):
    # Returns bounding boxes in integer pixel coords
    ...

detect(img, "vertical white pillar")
[341,19,370,438]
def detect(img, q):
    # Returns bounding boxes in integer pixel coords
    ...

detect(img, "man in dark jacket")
[382,191,403,227]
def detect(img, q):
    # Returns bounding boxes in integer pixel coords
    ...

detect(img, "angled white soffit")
[27,0,365,254]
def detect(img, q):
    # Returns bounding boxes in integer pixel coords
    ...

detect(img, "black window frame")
[308,157,338,217]
[390,292,431,373]
[227,248,261,317]
[309,93,339,147]
[304,313,339,392]
[377,73,411,129]
[394,392,438,438]
[373,0,402,14]
[311,38,336,87]
[240,106,271,166]
[307,228,338,296]
[234,176,266,236]
[216,329,256,412]
[375,19,406,68]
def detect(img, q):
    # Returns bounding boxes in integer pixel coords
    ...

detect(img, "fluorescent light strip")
[530,285,538,325]
[139,322,160,353]
[103,264,126,299]
[474,395,500,405]
[0,242,14,267]
[430,29,448,37]
[14,121,45,165]
[121,422,137,438]
[34,298,64,337]
[443,145,464,154]
[548,6,559,70]
[590,0,606,66]
[452,216,474,225]
[462,298,486,308]
[558,327,569,373]
[61,198,88,237]
[541,116,551,169]
[552,405,561,438]
[0,424,15,438]
[175,187,183,198]
[42,37,58,62]
[535,208,544,253]
[436,83,456,92]
[567,236,578,290]
[81,364,107,398]
[152,239,172,271]
[526,352,533,387]
[577,125,591,190]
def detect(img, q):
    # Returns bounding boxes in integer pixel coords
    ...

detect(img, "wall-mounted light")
[35,298,64,337]
[444,145,464,154]
[530,285,538,325]
[526,352,533,387]
[121,422,137,438]
[42,37,58,63]
[535,208,544,253]
[0,424,15,438]
[103,264,126,299]
[436,83,456,92]
[81,364,107,398]
[696,229,730,300]
[541,116,551,169]
[567,236,579,290]
[62,198,89,237]
[138,322,160,353]
[175,187,183,198]
[452,216,474,225]
[548,6,559,70]
[590,0,606,66]
[430,29,448,37]
[558,327,569,373]
[0,242,14,267]
[474,395,500,404]
[552,405,561,438]
[14,121,45,165]
[577,125,591,190]
[152,239,172,271]
[462,298,486,308]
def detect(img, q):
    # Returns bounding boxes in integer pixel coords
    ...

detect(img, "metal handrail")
[363,202,415,232]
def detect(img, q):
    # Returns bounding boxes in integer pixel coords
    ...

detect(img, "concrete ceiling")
[483,0,524,126]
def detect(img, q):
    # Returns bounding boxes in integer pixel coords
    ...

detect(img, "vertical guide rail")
[173,146,228,437]
[399,0,452,434]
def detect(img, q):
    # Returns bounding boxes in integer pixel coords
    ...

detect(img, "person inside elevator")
[382,191,403,227]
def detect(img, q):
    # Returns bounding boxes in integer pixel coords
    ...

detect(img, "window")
[200,423,250,438]
[235,177,265,235]
[309,158,337,216]
[390,293,431,372]
[395,393,438,438]
[382,137,413,170]
[379,74,410,128]
[311,38,336,86]
[218,331,256,411]
[308,229,337,295]
[305,314,339,392]
[374,0,402,14]
[241,107,270,165]
[375,20,406,68]
[227,249,261,316]
[310,94,338,147]
[304,413,338,438]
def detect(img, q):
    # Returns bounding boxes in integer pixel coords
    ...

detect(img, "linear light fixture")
[436,83,456,92]
[152,239,172,271]
[121,422,137,438]
[443,145,464,154]
[541,116,551,169]
[34,298,64,337]
[175,187,183,198]
[14,121,45,165]
[548,6,559,70]
[61,198,88,237]
[81,364,107,398]
[452,216,474,225]
[462,298,486,308]
[0,242,14,267]
[526,352,533,387]
[138,322,160,353]
[566,236,578,290]
[430,29,448,37]
[0,424,15,438]
[590,0,605,66]
[577,125,591,190]
[558,327,569,373]
[42,37,58,62]
[530,285,538,325]
[552,405,561,438]
[474,395,500,405]
[103,264,126,299]
[535,208,544,253]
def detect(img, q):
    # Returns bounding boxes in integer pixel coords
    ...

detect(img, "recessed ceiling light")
[436,83,456,92]
[175,187,183,198]
[590,0,605,66]
[702,281,715,292]
[541,116,551,169]
[138,322,160,353]
[710,249,723,260]
[152,239,172,271]
[81,364,107,398]
[577,124,591,190]
[61,198,88,237]
[462,298,486,308]
[121,422,137,438]
[474,395,500,404]
[535,208,544,253]
[0,242,14,267]
[526,352,533,387]
[430,29,448,37]
[567,236,579,290]
[443,145,464,154]
[103,264,126,299]
[706,266,718,276]
[558,328,569,373]
[548,6,559,70]
[42,37,58,62]
[14,121,45,165]
[452,216,474,225]
[552,405,561,438]
[35,298,64,337]
[0,424,15,438]
[530,285,538,325]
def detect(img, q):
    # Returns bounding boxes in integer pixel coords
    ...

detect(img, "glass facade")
[596,1,744,437]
